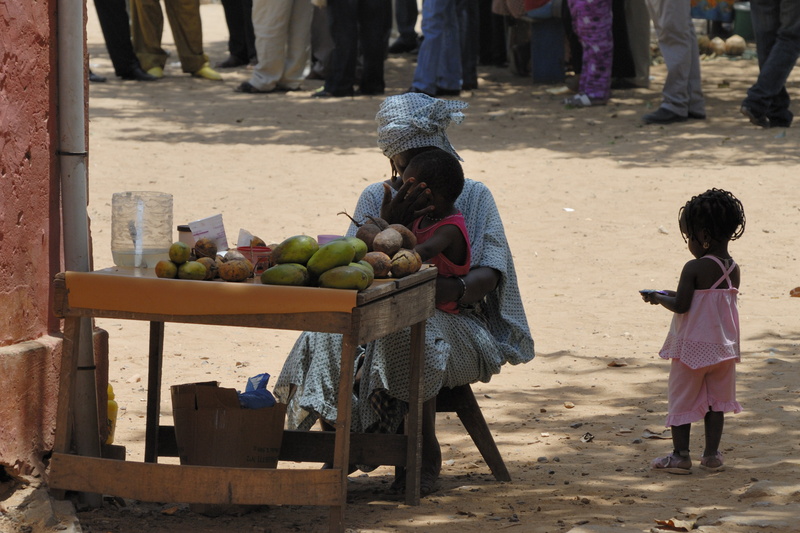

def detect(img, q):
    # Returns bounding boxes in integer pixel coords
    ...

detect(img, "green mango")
[271,235,319,265]
[260,263,311,286]
[334,236,368,262]
[350,261,375,286]
[318,265,371,290]
[306,240,356,277]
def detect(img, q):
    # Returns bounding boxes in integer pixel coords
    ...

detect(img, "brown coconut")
[196,256,218,280]
[218,259,254,282]
[710,36,726,56]
[391,249,422,278]
[389,224,417,250]
[372,228,403,257]
[725,35,746,56]
[355,223,382,251]
[194,237,218,259]
[362,251,393,278]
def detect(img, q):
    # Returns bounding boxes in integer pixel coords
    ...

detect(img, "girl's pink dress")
[411,212,471,314]
[659,255,741,369]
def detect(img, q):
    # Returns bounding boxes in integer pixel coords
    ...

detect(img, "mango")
[272,235,319,265]
[168,242,191,265]
[155,260,178,279]
[350,261,375,286]
[306,240,356,277]
[196,256,218,280]
[318,265,371,290]
[334,236,368,261]
[178,260,207,280]
[261,263,311,286]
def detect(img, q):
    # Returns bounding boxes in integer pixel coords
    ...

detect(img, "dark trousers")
[325,0,392,94]
[221,0,257,63]
[94,0,141,76]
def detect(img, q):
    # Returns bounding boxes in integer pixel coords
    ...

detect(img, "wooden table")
[49,266,437,532]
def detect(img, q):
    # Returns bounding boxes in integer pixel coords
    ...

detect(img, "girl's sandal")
[700,451,724,470]
[651,453,692,474]
[563,93,608,108]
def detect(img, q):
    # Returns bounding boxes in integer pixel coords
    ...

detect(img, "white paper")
[188,214,228,251]
[236,228,254,248]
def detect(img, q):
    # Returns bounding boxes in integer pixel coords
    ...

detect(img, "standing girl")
[563,0,614,107]
[642,189,746,474]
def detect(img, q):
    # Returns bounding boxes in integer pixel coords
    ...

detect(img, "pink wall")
[0,0,107,476]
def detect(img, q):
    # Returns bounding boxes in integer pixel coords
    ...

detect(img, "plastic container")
[111,191,173,267]
[733,2,754,42]
[177,224,195,249]
[106,384,118,445]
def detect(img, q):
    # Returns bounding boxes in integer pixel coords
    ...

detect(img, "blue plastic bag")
[238,373,277,409]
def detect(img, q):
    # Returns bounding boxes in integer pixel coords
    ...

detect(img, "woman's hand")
[381,178,434,226]
[435,267,501,305]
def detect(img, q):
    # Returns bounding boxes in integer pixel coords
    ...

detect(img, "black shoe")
[768,117,792,128]
[435,87,461,97]
[461,82,478,91]
[740,105,769,128]
[215,56,248,69]
[310,87,354,98]
[388,38,418,54]
[89,70,107,83]
[120,66,158,81]
[642,107,688,125]
[688,111,706,120]
[406,86,435,96]
[234,81,275,94]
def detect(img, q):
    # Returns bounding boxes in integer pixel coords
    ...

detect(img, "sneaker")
[643,107,688,125]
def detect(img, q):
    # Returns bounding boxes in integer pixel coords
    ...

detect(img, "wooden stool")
[436,384,511,482]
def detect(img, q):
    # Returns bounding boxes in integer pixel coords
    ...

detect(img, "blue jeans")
[743,0,800,125]
[412,0,461,93]
[325,0,391,95]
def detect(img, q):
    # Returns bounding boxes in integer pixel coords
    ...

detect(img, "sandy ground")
[6,4,800,533]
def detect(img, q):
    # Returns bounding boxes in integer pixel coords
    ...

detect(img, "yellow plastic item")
[106,384,118,445]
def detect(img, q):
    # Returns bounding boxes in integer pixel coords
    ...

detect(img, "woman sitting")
[274,93,535,495]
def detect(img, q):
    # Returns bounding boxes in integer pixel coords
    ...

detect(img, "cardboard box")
[171,382,286,469]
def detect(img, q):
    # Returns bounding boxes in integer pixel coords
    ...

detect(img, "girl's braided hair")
[679,188,746,244]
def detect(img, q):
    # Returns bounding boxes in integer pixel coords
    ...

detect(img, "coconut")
[710,36,726,56]
[725,35,746,56]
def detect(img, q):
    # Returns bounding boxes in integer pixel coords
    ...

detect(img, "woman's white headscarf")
[375,93,468,161]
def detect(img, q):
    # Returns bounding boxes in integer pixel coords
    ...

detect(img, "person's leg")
[321,0,359,95]
[433,0,463,93]
[743,0,800,126]
[645,0,701,116]
[309,6,335,79]
[357,0,392,94]
[279,0,315,89]
[219,0,250,65]
[457,0,480,90]
[623,0,651,88]
[568,0,613,101]
[652,359,701,473]
[390,0,421,51]
[703,410,724,457]
[248,0,293,91]
[164,0,210,73]
[130,0,168,71]
[412,0,446,94]
[242,0,258,63]
[420,397,442,493]
[94,0,142,76]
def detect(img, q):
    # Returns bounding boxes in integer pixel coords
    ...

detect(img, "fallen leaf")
[790,287,800,297]
[653,517,696,531]
[456,509,477,517]
[608,361,628,367]
[161,505,180,515]
[564,402,575,409]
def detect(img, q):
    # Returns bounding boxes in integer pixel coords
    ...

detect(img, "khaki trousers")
[131,0,209,73]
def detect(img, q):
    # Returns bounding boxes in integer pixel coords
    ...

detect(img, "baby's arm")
[415,224,464,263]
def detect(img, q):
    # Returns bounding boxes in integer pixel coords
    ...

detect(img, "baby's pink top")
[659,255,740,369]
[411,212,471,314]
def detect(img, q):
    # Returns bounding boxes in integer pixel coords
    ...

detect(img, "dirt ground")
[5,3,800,533]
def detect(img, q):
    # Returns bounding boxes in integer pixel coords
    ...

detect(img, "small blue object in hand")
[238,373,277,409]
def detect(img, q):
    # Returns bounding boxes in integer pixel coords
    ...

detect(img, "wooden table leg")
[328,333,357,533]
[405,320,425,505]
[144,321,165,463]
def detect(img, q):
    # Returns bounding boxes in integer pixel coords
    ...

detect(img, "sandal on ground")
[563,93,607,108]
[700,451,724,469]
[234,81,275,94]
[650,453,692,474]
